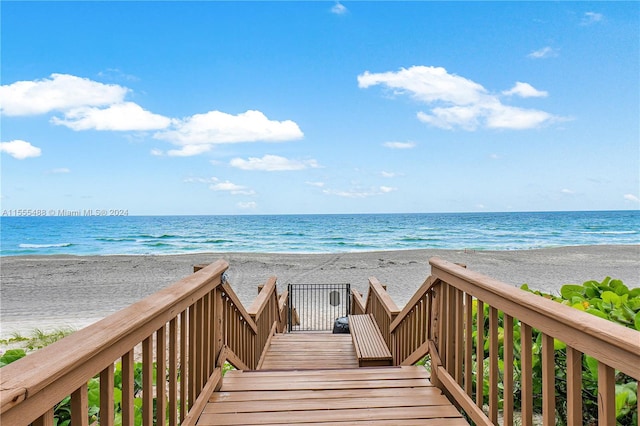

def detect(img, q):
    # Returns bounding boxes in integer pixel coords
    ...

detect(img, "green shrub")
[470,278,638,425]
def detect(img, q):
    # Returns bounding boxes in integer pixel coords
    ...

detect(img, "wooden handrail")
[247,276,283,371]
[247,276,277,317]
[351,288,366,315]
[220,281,258,334]
[1,260,228,424]
[384,257,640,424]
[0,260,289,426]
[277,290,289,333]
[429,257,640,379]
[367,277,400,316]
[363,277,400,350]
[421,257,640,425]
[390,275,436,333]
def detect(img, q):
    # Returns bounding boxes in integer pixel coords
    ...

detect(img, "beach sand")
[1,245,638,339]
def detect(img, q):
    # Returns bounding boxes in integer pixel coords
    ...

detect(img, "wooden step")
[259,332,359,370]
[197,366,467,425]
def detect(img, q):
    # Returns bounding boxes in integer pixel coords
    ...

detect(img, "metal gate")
[287,283,351,332]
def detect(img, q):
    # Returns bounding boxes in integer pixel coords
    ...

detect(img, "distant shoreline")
[1,245,638,339]
[2,211,638,256]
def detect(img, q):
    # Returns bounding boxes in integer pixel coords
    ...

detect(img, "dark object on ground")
[332,316,349,333]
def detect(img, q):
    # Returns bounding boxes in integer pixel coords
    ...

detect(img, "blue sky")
[1,1,638,215]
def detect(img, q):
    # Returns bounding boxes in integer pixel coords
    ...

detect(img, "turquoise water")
[0,211,638,256]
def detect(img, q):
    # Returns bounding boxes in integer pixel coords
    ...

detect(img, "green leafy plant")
[1,328,237,425]
[0,348,27,367]
[469,278,638,425]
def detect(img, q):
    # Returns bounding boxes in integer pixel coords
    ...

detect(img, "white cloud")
[0,140,42,159]
[381,171,396,178]
[581,12,603,26]
[383,141,416,149]
[561,188,575,195]
[331,2,348,15]
[49,168,70,174]
[489,153,500,160]
[323,189,373,198]
[155,110,303,148]
[150,149,165,156]
[51,102,171,131]
[417,105,484,130]
[323,186,395,198]
[209,179,255,195]
[183,177,213,183]
[306,181,325,187]
[237,201,257,209]
[623,194,640,203]
[230,154,319,171]
[359,66,487,105]
[483,104,556,130]
[97,68,139,82]
[184,176,255,197]
[167,144,212,157]
[0,73,128,116]
[527,46,558,59]
[360,66,561,131]
[503,82,548,98]
[2,75,304,156]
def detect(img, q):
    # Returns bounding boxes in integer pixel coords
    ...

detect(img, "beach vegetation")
[1,326,237,425]
[1,277,637,424]
[0,327,76,352]
[0,348,27,367]
[468,277,638,425]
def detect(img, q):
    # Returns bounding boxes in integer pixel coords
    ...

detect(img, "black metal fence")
[287,283,351,332]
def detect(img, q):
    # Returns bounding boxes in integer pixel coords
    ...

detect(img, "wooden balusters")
[475,300,484,410]
[598,363,616,426]
[70,384,88,426]
[503,314,514,426]
[100,364,115,426]
[566,347,582,426]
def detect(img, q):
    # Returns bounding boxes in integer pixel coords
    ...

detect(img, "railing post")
[214,288,224,366]
[431,282,440,351]
[70,384,89,426]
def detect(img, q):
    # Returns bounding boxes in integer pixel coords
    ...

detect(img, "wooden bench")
[348,314,393,367]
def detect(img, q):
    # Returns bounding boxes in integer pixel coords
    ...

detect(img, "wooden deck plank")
[198,406,464,425]
[205,394,453,414]
[259,333,359,370]
[210,386,442,403]
[196,334,467,426]
[224,366,429,379]
[221,377,430,391]
[240,420,469,426]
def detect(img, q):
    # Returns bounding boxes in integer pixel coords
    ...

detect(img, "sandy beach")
[1,245,638,339]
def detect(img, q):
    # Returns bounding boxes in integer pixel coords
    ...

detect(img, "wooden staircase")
[196,333,468,425]
[259,333,358,370]
[198,366,467,425]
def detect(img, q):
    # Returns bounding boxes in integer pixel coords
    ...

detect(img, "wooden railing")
[247,276,281,369]
[384,257,640,426]
[350,288,366,315]
[0,260,287,426]
[361,277,400,349]
[389,275,436,366]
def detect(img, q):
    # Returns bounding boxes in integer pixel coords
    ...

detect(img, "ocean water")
[0,211,638,256]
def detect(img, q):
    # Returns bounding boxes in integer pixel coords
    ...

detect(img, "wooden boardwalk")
[196,333,468,425]
[260,333,359,370]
